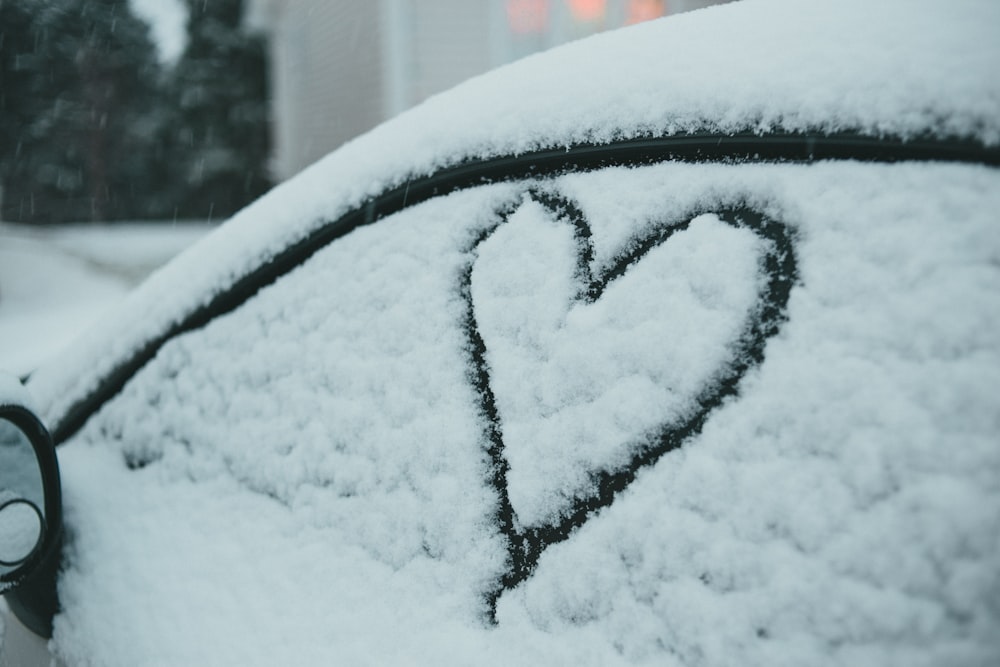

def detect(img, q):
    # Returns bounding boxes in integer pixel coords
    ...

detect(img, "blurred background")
[0,0,730,372]
[2,0,269,224]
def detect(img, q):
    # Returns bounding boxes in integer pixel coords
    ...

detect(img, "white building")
[247,0,730,181]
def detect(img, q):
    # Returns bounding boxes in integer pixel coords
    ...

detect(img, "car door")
[39,153,1000,666]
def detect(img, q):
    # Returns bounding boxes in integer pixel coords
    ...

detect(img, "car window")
[54,161,1000,666]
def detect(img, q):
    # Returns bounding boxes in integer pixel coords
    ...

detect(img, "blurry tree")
[0,0,40,221]
[0,0,271,223]
[169,0,270,220]
[0,0,166,223]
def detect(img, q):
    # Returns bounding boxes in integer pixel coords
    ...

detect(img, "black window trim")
[48,130,1000,445]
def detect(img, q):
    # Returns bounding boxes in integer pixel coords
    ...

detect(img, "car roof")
[28,0,1000,435]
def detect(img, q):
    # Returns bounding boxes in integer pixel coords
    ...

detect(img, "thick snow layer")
[48,161,1000,665]
[26,0,1000,430]
[473,204,767,527]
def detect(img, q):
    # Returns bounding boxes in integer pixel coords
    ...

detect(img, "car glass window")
[56,161,1000,666]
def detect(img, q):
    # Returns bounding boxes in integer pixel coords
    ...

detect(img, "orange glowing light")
[626,0,665,24]
[567,0,606,23]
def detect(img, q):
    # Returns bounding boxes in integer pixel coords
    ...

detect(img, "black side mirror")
[0,376,62,639]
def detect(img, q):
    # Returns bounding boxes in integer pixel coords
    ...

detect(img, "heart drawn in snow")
[459,189,797,614]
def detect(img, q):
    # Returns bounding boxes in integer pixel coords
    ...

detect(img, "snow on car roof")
[27,0,1000,428]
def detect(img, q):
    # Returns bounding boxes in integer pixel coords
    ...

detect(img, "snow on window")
[470,195,768,528]
[49,161,1000,665]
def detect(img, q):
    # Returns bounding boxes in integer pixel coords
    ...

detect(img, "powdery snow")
[473,203,767,527]
[48,161,1000,665]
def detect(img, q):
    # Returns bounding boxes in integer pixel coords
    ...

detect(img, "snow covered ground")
[0,222,211,377]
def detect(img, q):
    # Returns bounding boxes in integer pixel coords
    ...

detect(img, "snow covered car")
[2,0,999,664]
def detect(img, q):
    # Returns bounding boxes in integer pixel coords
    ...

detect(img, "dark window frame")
[49,131,1000,445]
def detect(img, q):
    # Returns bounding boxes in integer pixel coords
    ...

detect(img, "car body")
[2,0,999,665]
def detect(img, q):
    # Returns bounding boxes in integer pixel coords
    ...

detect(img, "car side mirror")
[0,374,62,639]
